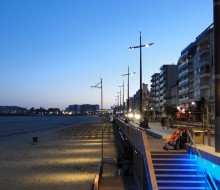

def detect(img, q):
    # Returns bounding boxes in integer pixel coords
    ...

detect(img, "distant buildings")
[65,104,99,115]
[0,104,100,116]
[0,106,28,114]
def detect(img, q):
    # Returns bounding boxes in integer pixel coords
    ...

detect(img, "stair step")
[155,169,198,171]
[154,163,197,169]
[151,153,189,156]
[154,163,197,166]
[151,153,195,158]
[152,156,192,159]
[157,180,207,187]
[151,151,194,157]
[154,168,201,175]
[156,174,205,181]
[151,151,188,154]
[151,151,189,154]
[158,187,210,190]
[152,158,197,164]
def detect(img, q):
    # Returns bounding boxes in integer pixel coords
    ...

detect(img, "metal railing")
[115,117,158,190]
[187,131,218,190]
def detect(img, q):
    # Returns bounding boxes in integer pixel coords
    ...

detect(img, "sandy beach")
[0,116,113,190]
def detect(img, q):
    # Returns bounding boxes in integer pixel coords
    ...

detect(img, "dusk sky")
[0,0,213,110]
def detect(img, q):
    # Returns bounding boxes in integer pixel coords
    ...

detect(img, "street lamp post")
[128,31,154,117]
[117,94,119,112]
[116,91,120,113]
[191,102,195,125]
[119,81,125,115]
[122,66,136,113]
[91,78,103,163]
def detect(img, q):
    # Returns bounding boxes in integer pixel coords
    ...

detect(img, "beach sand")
[0,122,116,190]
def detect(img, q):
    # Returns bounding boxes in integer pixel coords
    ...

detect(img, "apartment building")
[149,73,160,110]
[177,24,214,124]
[149,64,178,117]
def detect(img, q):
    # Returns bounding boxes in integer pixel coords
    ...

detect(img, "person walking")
[161,117,166,129]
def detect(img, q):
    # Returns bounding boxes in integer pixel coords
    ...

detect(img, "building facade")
[130,83,149,113]
[177,24,214,125]
[149,65,178,116]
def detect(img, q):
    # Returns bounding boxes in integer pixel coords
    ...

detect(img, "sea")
[0,115,101,145]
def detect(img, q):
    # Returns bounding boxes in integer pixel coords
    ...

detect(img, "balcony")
[200,70,210,78]
[178,96,189,103]
[198,46,209,56]
[160,89,164,94]
[200,91,211,98]
[178,60,189,70]
[200,81,210,89]
[179,87,189,95]
[159,74,164,79]
[178,51,188,61]
[178,69,189,79]
[159,83,165,89]
[178,79,189,87]
[199,57,209,66]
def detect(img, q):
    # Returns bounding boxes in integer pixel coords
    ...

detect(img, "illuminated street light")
[122,66,136,113]
[128,31,154,117]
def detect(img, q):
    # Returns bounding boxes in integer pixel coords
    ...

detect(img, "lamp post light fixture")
[122,66,136,114]
[91,78,103,164]
[128,31,154,117]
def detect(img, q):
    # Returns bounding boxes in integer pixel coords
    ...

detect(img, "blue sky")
[0,0,213,110]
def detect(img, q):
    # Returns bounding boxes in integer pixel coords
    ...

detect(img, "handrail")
[115,117,158,189]
[187,131,218,190]
[141,131,158,190]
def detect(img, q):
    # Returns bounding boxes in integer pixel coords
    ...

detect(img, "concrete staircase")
[151,151,211,190]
